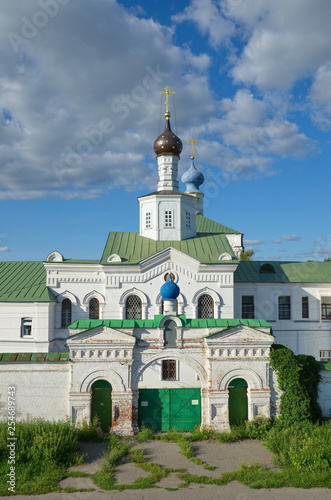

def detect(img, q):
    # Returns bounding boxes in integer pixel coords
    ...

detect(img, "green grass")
[0,460,65,496]
[93,434,131,490]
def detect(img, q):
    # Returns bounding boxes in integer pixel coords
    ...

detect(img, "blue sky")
[1,0,331,262]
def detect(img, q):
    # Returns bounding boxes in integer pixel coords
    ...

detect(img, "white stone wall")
[0,302,53,353]
[0,363,70,421]
[235,282,331,358]
[138,359,202,389]
[45,257,237,332]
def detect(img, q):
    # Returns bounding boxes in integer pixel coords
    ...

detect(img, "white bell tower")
[138,87,202,242]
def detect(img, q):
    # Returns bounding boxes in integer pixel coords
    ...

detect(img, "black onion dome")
[153,116,182,156]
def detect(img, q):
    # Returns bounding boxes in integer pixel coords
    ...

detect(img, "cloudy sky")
[1,0,331,261]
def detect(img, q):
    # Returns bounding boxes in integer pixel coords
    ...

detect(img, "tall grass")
[0,419,80,495]
[0,418,79,465]
[264,420,331,471]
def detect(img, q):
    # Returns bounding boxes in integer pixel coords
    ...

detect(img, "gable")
[67,325,136,346]
[205,324,274,345]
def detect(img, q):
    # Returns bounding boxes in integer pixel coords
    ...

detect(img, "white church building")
[0,88,330,433]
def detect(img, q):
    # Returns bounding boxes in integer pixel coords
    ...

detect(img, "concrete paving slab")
[68,441,109,475]
[134,440,217,477]
[193,439,278,474]
[59,476,96,490]
[113,458,150,485]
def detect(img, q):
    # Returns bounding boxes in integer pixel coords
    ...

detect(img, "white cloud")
[273,234,301,243]
[175,0,331,127]
[172,0,235,49]
[0,0,215,199]
[310,62,331,127]
[244,240,264,245]
[0,246,10,252]
[281,235,301,241]
[227,0,331,90]
[0,0,318,200]
[204,90,312,164]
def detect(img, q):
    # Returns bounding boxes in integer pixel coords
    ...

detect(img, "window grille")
[321,297,331,320]
[278,296,291,320]
[61,298,72,327]
[89,298,100,320]
[242,295,255,319]
[198,294,214,318]
[162,359,177,380]
[145,212,151,229]
[125,295,142,320]
[185,211,191,228]
[164,210,173,227]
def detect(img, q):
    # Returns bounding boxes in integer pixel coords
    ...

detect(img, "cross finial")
[188,137,198,159]
[160,86,175,117]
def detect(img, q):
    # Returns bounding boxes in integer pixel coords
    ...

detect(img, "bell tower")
[138,87,203,241]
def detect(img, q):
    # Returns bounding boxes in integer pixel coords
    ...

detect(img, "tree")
[240,249,254,261]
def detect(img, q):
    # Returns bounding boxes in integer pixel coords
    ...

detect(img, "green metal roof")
[0,352,69,362]
[69,316,272,330]
[195,215,241,235]
[100,215,240,265]
[235,261,331,283]
[0,262,56,302]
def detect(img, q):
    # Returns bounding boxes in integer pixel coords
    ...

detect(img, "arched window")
[125,295,142,320]
[61,298,72,327]
[198,294,214,319]
[163,319,177,348]
[89,298,99,319]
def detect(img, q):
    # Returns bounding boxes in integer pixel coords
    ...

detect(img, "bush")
[270,344,322,425]
[244,417,275,439]
[264,420,331,471]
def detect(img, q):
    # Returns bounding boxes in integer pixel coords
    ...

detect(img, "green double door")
[228,378,248,426]
[91,380,112,432]
[138,388,201,431]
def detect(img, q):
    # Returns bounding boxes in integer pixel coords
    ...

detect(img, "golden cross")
[160,86,175,117]
[188,137,198,158]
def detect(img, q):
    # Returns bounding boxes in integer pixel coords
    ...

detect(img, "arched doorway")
[228,378,248,426]
[91,380,112,431]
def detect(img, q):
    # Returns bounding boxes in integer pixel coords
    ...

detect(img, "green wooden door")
[91,380,112,432]
[228,378,248,426]
[138,388,201,431]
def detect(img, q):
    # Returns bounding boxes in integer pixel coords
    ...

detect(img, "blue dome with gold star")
[181,157,204,193]
[160,274,180,300]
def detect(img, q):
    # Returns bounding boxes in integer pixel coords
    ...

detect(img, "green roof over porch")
[68,316,272,331]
